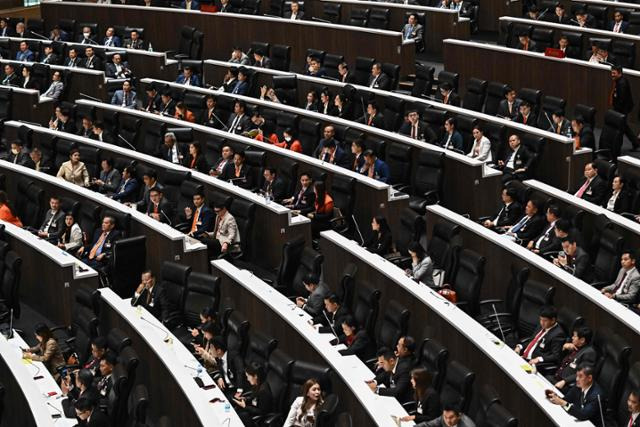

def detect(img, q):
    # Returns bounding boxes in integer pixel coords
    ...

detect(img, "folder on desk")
[544,48,566,59]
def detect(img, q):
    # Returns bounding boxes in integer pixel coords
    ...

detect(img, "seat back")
[176,25,195,57]
[224,309,250,357]
[183,272,220,327]
[536,95,567,130]
[382,96,404,132]
[330,174,356,220]
[287,360,332,405]
[368,8,390,29]
[111,236,146,298]
[411,64,435,98]
[245,330,278,366]
[0,87,12,120]
[352,282,381,338]
[594,328,631,415]
[273,74,297,106]
[377,299,410,350]
[1,251,21,318]
[600,109,626,162]
[291,246,323,296]
[381,62,400,91]
[323,3,342,23]
[440,360,475,412]
[323,53,344,80]
[228,198,256,260]
[349,8,369,27]
[462,78,487,112]
[394,208,425,256]
[593,229,624,283]
[266,348,294,414]
[128,384,149,425]
[417,338,449,393]
[517,88,542,116]
[516,279,555,338]
[386,142,412,186]
[270,44,291,71]
[427,221,460,277]
[438,70,459,92]
[354,57,375,86]
[451,248,485,316]
[484,81,508,116]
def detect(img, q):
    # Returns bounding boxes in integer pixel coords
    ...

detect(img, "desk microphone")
[207,110,229,130]
[597,394,606,427]
[322,310,339,340]
[46,401,63,418]
[79,92,102,102]
[538,8,550,20]
[31,361,41,379]
[492,304,506,343]
[29,31,50,41]
[117,133,138,151]
[159,209,173,225]
[140,316,171,343]
[543,111,554,130]
[8,308,13,339]
[351,214,365,246]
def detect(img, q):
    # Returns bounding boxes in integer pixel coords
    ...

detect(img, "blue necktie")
[510,216,529,234]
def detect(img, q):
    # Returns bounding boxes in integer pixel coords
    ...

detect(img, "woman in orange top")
[0,191,23,227]
[174,102,196,123]
[274,128,303,153]
[254,120,280,145]
[308,181,334,237]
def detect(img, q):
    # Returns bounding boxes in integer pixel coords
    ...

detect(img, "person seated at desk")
[284,172,315,214]
[111,80,137,109]
[302,90,319,112]
[74,397,110,427]
[132,169,158,211]
[20,66,40,92]
[553,235,593,281]
[603,175,630,214]
[514,101,537,126]
[514,305,565,369]
[15,41,35,62]
[77,116,95,139]
[158,90,176,116]
[482,186,522,230]
[161,131,187,165]
[571,117,595,150]
[525,5,539,20]
[368,62,390,90]
[526,204,561,254]
[174,102,196,123]
[41,45,60,66]
[93,158,121,195]
[193,322,219,371]
[573,162,608,206]
[398,110,426,141]
[13,22,27,38]
[48,25,69,42]
[25,148,52,174]
[609,10,629,34]
[588,43,617,66]
[131,270,168,320]
[42,70,64,100]
[273,128,302,153]
[102,27,121,47]
[124,30,147,50]
[308,181,334,237]
[252,49,271,69]
[399,368,442,424]
[405,242,435,288]
[284,0,304,19]
[318,90,334,115]
[219,0,235,13]
[305,56,325,78]
[223,68,245,95]
[82,47,102,70]
[557,35,580,59]
[229,47,250,65]
[338,62,355,84]
[142,86,162,114]
[31,196,65,243]
[437,82,460,107]
[547,365,606,426]
[63,48,82,68]
[227,100,252,134]
[1,63,21,86]
[415,403,476,427]
[313,293,350,339]
[258,84,281,104]
[111,166,139,203]
[50,108,77,134]
[361,150,390,183]
[77,26,97,44]
[549,325,597,393]
[358,101,385,129]
[96,351,116,400]
[0,18,11,37]
[210,337,242,392]
[79,337,107,377]
[517,32,537,52]
[284,379,324,427]
[61,369,99,417]
[440,117,464,151]
[403,13,424,46]
[187,307,220,346]
[144,186,174,225]
[233,362,274,424]
[349,139,366,172]
[318,139,351,169]
[57,212,84,253]
[77,215,121,269]
[467,125,492,163]
[574,9,595,28]
[338,315,374,361]
[183,141,208,173]
[548,3,571,24]
[549,110,572,137]
[6,140,29,165]
[363,215,393,256]
[221,151,252,189]
[57,149,90,187]
[261,167,288,202]
[496,86,521,121]
[22,323,65,377]
[203,95,225,129]
[367,347,412,404]
[210,143,235,178]
[182,191,214,239]
[295,273,329,317]
[201,199,240,259]
[601,250,640,307]
[498,134,534,181]
[502,199,546,244]
[181,0,200,10]
[176,65,201,87]
[105,53,132,79]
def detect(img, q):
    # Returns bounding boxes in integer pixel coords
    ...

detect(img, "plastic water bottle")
[224,402,231,413]
[196,365,203,378]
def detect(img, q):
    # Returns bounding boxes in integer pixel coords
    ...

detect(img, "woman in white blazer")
[467,125,492,163]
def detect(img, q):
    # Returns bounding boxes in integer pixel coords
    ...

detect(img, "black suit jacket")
[159,143,188,164]
[613,76,634,115]
[1,73,21,87]
[514,111,537,126]
[291,186,316,215]
[314,306,350,339]
[520,323,565,364]
[6,151,30,166]
[211,351,243,388]
[84,229,121,263]
[413,387,442,423]
[497,99,521,120]
[338,330,374,361]
[556,345,597,385]
[515,214,546,243]
[41,53,60,65]
[183,154,209,173]
[39,209,66,240]
[145,198,175,225]
[604,190,631,214]
[85,409,111,427]
[574,175,608,206]
[375,359,412,403]
[492,201,522,227]
[340,72,356,84]
[226,113,251,134]
[578,126,595,150]
[439,91,461,107]
[502,145,534,179]
[564,383,606,426]
[82,56,102,70]
[283,10,304,19]
[564,247,594,282]
[398,121,427,140]
[131,283,168,320]
[368,73,391,90]
[262,176,288,202]
[358,112,385,129]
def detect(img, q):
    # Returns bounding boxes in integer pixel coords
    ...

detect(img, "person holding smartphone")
[232,362,274,424]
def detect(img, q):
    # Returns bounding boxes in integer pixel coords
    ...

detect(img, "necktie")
[153,204,158,214]
[190,208,200,233]
[411,125,417,139]
[510,216,529,234]
[523,328,546,359]
[146,288,152,305]
[89,232,107,260]
[629,415,635,427]
[574,135,581,149]
[612,272,628,294]
[229,115,240,133]
[43,211,56,233]
[575,179,591,199]
[615,22,621,33]
[523,114,528,125]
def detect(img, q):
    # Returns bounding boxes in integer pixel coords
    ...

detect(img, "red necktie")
[523,328,546,359]
[575,179,591,199]
[612,272,628,294]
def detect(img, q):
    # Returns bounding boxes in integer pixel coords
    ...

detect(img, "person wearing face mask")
[274,128,303,153]
[7,140,30,165]
[77,26,97,44]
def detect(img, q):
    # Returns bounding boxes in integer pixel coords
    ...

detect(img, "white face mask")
[83,32,91,38]
[11,148,19,155]
[284,136,292,142]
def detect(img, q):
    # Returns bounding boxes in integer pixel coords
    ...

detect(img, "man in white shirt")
[624,390,640,427]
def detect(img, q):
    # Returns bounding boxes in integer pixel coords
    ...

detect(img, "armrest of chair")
[423,190,440,205]
[402,400,417,413]
[590,281,609,290]
[393,184,411,194]
[173,222,189,233]
[477,216,492,223]
[478,298,505,307]
[621,212,637,221]
[593,149,611,160]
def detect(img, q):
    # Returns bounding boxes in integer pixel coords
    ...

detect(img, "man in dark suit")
[210,337,243,392]
[142,86,162,113]
[284,172,316,214]
[573,162,608,205]
[74,397,111,427]
[417,404,475,427]
[554,236,593,282]
[158,91,176,116]
[226,100,251,134]
[358,101,385,129]
[1,64,21,86]
[284,0,304,19]
[498,134,534,181]
[399,110,427,140]
[550,326,597,392]
[368,348,412,403]
[609,10,629,33]
[224,68,246,95]
[131,270,168,320]
[78,216,121,269]
[549,110,572,136]
[15,41,35,62]
[211,144,235,178]
[175,65,201,86]
[438,82,461,106]
[557,35,580,59]
[610,65,638,152]
[314,293,350,339]
[261,167,288,202]
[514,101,537,126]
[367,62,390,90]
[0,18,12,37]
[34,196,65,243]
[93,158,121,194]
[25,148,53,174]
[517,33,538,52]
[145,187,175,225]
[526,205,561,254]
[77,26,97,44]
[338,62,356,84]
[483,187,522,229]
[91,122,113,144]
[571,117,595,150]
[496,87,521,120]
[180,0,200,10]
[318,139,352,169]
[160,131,188,165]
[63,48,81,68]
[105,53,131,79]
[96,351,116,400]
[102,27,122,47]
[313,125,341,158]
[219,0,234,13]
[183,192,214,239]
[82,47,102,70]
[40,46,60,65]
[548,365,606,426]
[515,305,566,368]
[550,3,571,24]
[624,390,640,427]
[295,273,329,316]
[503,199,546,243]
[111,166,140,203]
[124,30,146,50]
[7,140,30,165]
[252,49,272,68]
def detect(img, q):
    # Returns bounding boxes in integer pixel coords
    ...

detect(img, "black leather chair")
[160,261,190,327]
[107,328,132,354]
[223,309,250,358]
[374,299,410,353]
[437,70,459,92]
[593,328,631,418]
[386,142,412,187]
[368,8,390,29]
[290,245,323,296]
[288,360,332,403]
[416,338,448,393]
[484,402,518,427]
[449,248,485,316]
[322,3,341,23]
[354,57,375,86]
[271,44,291,71]
[228,198,256,261]
[0,250,21,321]
[617,361,640,426]
[386,208,425,269]
[467,383,500,426]
[0,88,12,122]
[427,221,460,284]
[349,8,369,27]
[517,88,542,117]
[244,330,278,368]
[107,364,130,424]
[462,78,487,112]
[315,393,340,427]
[118,115,142,150]
[110,236,146,298]
[323,53,344,80]
[382,96,404,132]
[173,272,220,345]
[167,25,196,59]
[141,120,166,156]
[78,200,103,244]
[337,263,358,312]
[15,180,44,228]
[536,95,567,130]
[476,267,528,329]
[329,175,356,235]
[598,109,625,160]
[381,62,400,91]
[51,305,98,362]
[405,149,444,214]
[590,228,624,288]
[352,282,381,339]
[261,348,294,426]
[440,360,475,412]
[272,74,297,106]
[127,384,149,427]
[484,81,508,116]
[395,63,434,98]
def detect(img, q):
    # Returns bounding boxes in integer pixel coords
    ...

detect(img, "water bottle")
[196,365,203,378]
[224,401,231,413]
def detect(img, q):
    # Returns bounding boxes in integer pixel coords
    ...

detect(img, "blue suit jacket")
[565,383,606,426]
[180,0,201,9]
[16,49,35,62]
[230,80,248,95]
[103,36,122,47]
[175,74,202,87]
[111,90,137,108]
[371,159,391,183]
[112,178,140,202]
[189,206,214,237]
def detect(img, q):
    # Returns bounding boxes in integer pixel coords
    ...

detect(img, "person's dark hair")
[363,149,376,158]
[303,273,319,286]
[440,82,452,92]
[245,362,266,389]
[300,172,312,180]
[547,204,561,218]
[190,141,202,156]
[69,148,80,157]
[539,305,558,320]
[554,218,572,234]
[505,186,518,201]
[76,368,93,389]
[504,85,513,94]
[380,348,396,361]
[200,307,216,319]
[74,397,95,412]
[442,402,462,415]
[314,181,328,208]
[612,64,623,74]
[102,158,114,168]
[373,215,391,235]
[367,101,378,111]
[264,166,277,176]
[234,100,246,110]
[143,169,158,180]
[0,191,17,217]
[623,249,637,262]
[407,242,426,260]
[472,124,483,133]
[573,326,593,344]
[577,364,595,377]
[202,321,217,335]
[561,235,578,246]
[324,139,336,149]
[352,138,365,151]
[92,336,107,350]
[323,292,340,305]
[410,368,433,402]
[401,336,416,353]
[101,350,118,367]
[123,166,136,177]
[552,109,565,117]
[341,315,358,330]
[212,336,227,353]
[445,117,457,128]
[34,322,53,342]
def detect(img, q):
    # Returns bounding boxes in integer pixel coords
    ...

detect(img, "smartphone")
[203,384,217,390]
[209,397,224,404]
[51,414,62,419]
[33,375,44,380]
[545,389,554,397]
[558,251,566,258]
